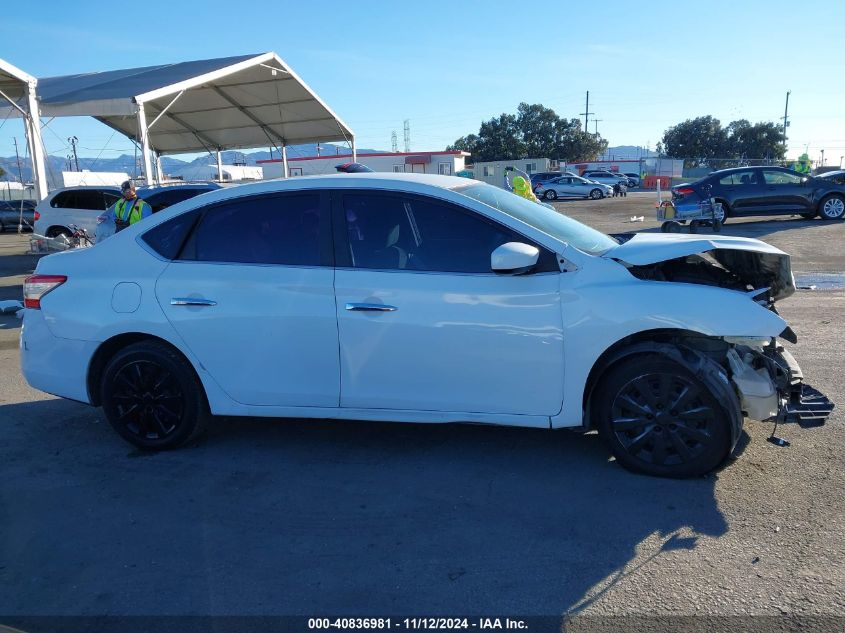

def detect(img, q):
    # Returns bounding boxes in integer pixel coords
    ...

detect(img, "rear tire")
[819,194,845,220]
[594,356,732,478]
[101,341,209,450]
[661,221,682,233]
[713,200,729,224]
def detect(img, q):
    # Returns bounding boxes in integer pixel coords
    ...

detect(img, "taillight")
[34,211,40,221]
[23,275,67,309]
[674,187,695,195]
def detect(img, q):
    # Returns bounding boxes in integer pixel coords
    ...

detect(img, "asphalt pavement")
[0,200,843,630]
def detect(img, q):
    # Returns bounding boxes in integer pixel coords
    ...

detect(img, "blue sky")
[2,0,844,165]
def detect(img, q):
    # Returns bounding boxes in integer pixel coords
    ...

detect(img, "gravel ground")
[0,199,843,630]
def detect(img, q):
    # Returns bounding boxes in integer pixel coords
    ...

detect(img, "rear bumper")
[20,310,97,404]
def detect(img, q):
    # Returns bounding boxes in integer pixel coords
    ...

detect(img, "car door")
[759,169,812,213]
[333,190,564,420]
[154,191,340,407]
[712,169,763,215]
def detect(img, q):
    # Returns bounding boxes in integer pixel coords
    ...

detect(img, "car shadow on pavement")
[0,399,730,620]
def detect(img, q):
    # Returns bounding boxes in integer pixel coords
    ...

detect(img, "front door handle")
[171,298,217,307]
[345,302,398,312]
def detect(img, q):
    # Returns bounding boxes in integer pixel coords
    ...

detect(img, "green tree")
[724,119,786,161]
[0,166,5,179]
[661,116,728,168]
[662,116,787,168]
[447,103,607,162]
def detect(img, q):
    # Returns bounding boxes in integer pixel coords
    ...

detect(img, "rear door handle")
[171,298,217,306]
[345,302,398,312]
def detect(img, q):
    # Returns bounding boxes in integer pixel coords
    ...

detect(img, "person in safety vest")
[110,180,152,232]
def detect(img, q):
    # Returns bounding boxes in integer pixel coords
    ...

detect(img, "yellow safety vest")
[115,197,149,225]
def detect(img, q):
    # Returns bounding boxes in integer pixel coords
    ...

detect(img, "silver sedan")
[535,176,614,201]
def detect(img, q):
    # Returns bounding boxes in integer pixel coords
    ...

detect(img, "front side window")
[342,193,532,273]
[179,194,324,266]
[762,169,803,185]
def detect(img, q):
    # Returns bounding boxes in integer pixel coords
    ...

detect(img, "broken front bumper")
[774,348,836,427]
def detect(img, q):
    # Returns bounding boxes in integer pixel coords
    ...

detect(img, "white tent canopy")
[4,52,355,188]
[0,58,48,199]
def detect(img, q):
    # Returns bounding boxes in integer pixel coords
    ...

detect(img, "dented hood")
[604,233,796,301]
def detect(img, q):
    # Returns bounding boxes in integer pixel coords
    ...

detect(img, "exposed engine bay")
[624,251,794,307]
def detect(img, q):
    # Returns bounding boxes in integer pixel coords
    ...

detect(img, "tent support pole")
[26,84,48,200]
[137,103,154,184]
[217,151,223,182]
[352,138,357,163]
[155,152,164,182]
[282,144,289,178]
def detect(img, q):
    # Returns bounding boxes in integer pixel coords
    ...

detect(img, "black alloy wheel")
[101,341,208,449]
[544,189,558,200]
[595,357,732,477]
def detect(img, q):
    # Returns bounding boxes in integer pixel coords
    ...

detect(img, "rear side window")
[180,194,325,266]
[75,190,111,210]
[718,170,758,186]
[141,211,200,260]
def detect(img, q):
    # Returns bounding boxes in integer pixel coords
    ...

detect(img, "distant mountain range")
[1,143,656,188]
[0,143,383,188]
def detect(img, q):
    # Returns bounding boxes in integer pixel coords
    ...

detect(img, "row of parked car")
[529,170,639,201]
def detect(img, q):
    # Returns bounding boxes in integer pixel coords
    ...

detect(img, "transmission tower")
[403,120,411,152]
[391,131,398,153]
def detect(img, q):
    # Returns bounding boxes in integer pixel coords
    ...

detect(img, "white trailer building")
[258,151,470,179]
[469,158,557,187]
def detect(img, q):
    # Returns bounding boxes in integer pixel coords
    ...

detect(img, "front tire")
[594,356,732,478]
[589,188,602,200]
[819,194,845,220]
[101,341,209,450]
[544,189,558,201]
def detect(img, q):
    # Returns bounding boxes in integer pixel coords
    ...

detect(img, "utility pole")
[593,119,602,135]
[782,91,790,153]
[68,135,80,171]
[820,149,825,167]
[403,120,411,152]
[580,91,594,134]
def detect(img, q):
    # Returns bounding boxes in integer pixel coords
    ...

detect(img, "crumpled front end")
[724,337,834,427]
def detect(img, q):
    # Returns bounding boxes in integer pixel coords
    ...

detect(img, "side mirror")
[491,242,540,275]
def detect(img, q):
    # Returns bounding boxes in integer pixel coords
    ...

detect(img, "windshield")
[451,182,618,255]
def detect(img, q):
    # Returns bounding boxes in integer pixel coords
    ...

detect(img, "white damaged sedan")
[20,174,834,477]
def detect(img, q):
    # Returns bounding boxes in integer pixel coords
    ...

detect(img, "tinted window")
[762,170,803,185]
[141,211,200,259]
[75,190,110,210]
[343,193,531,273]
[51,191,77,208]
[103,192,120,208]
[181,194,323,266]
[718,170,758,186]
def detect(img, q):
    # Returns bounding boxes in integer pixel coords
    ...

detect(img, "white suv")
[33,186,121,238]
